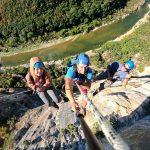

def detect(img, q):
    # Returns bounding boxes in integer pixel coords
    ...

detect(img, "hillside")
[91,10,150,70]
[1,8,150,89]
[0,0,144,53]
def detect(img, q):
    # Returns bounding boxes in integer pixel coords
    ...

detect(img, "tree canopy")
[0,0,128,51]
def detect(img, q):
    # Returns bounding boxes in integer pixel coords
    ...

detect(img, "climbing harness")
[75,82,130,150]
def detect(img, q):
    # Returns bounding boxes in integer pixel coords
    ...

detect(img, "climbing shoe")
[92,89,100,96]
[92,82,105,96]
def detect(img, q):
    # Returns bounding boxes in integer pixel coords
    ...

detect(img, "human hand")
[71,101,79,111]
[121,85,127,91]
[36,86,46,92]
[31,85,36,91]
[31,85,36,94]
[74,80,82,85]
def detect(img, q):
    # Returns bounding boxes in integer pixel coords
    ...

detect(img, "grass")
[93,13,150,68]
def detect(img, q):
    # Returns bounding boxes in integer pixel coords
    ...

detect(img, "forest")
[0,0,128,52]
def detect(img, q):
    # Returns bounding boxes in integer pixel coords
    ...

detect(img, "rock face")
[14,103,86,150]
[15,106,61,150]
[0,68,150,150]
[89,75,150,128]
[0,91,38,122]
[121,116,150,150]
[0,89,87,150]
[86,71,150,149]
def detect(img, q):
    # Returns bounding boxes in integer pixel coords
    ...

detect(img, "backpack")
[67,56,78,68]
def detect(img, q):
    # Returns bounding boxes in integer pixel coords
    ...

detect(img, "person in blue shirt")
[93,60,135,96]
[65,54,93,116]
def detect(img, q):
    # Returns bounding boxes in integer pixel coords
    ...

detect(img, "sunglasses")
[124,64,130,71]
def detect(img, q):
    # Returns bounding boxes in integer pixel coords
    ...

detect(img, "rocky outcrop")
[15,106,60,149]
[89,76,150,128]
[121,116,150,150]
[0,67,150,150]
[85,69,150,149]
[14,102,86,150]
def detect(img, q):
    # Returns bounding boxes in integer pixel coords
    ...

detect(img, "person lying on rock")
[26,57,59,108]
[65,54,93,116]
[93,60,135,96]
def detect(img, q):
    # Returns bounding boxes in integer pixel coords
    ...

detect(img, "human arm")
[65,77,79,111]
[25,72,36,91]
[35,71,52,92]
[122,73,132,88]
[42,71,52,89]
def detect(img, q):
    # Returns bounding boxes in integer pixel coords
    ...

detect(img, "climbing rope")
[75,82,130,150]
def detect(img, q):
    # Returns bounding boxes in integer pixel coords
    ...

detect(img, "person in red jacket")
[26,57,59,107]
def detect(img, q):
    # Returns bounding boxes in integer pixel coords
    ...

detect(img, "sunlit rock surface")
[86,69,150,149]
[0,67,150,150]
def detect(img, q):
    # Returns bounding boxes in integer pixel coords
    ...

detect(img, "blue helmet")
[125,60,135,70]
[34,62,44,69]
[76,54,90,65]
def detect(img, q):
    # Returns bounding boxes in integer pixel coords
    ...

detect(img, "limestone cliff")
[0,67,150,150]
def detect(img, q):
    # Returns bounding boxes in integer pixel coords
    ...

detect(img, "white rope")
[75,82,130,150]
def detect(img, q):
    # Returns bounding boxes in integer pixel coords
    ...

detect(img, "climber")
[93,60,135,96]
[26,57,59,107]
[65,54,93,116]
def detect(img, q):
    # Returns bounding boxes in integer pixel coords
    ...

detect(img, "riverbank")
[0,35,78,57]
[0,0,145,57]
[114,10,150,41]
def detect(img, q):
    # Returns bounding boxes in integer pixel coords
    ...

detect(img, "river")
[2,0,150,66]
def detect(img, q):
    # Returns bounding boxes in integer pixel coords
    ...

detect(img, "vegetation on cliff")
[91,12,150,69]
[1,11,150,90]
[0,64,66,90]
[0,0,143,52]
